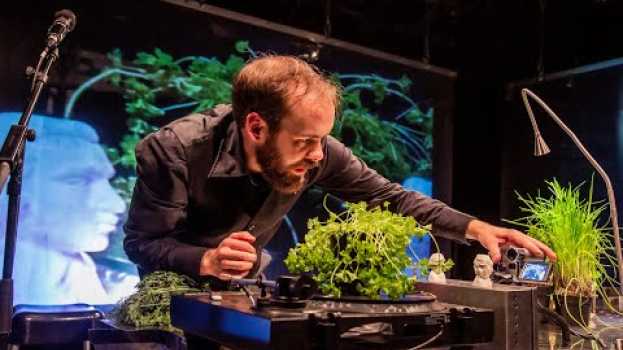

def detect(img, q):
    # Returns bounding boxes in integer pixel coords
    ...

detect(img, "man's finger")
[483,236,502,263]
[219,270,249,280]
[510,232,545,258]
[530,237,557,261]
[218,247,257,262]
[222,238,257,254]
[229,231,256,242]
[220,259,253,271]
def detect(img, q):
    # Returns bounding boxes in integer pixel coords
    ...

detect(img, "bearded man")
[124,55,555,283]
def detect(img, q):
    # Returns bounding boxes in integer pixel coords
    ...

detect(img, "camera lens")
[505,247,518,262]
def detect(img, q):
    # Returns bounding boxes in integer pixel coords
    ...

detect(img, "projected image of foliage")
[65,41,433,202]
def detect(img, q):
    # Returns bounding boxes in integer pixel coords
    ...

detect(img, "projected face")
[0,114,133,305]
[18,132,126,253]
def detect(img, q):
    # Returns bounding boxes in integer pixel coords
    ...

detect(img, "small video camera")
[495,246,553,285]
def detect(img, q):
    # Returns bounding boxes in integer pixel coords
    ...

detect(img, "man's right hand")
[200,231,257,280]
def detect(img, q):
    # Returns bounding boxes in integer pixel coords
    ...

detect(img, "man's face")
[21,139,126,253]
[256,94,335,194]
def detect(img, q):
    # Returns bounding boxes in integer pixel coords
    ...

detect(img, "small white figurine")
[472,254,493,289]
[427,253,447,284]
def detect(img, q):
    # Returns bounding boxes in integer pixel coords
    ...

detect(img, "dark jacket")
[123,105,474,279]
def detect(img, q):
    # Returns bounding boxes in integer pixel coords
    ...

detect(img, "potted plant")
[508,178,620,327]
[284,200,451,300]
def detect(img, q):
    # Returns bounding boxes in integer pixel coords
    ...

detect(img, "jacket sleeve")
[123,128,207,278]
[314,136,474,243]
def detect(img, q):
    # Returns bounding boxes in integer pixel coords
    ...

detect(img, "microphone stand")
[0,45,59,345]
[521,88,623,295]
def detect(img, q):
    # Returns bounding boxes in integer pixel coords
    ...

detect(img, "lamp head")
[534,133,551,156]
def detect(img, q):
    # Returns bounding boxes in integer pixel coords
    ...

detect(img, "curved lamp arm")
[521,88,623,293]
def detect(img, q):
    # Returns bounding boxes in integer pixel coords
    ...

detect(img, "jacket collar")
[209,110,250,178]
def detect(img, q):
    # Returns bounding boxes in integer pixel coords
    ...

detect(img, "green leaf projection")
[333,73,433,181]
[66,42,434,202]
[284,201,429,299]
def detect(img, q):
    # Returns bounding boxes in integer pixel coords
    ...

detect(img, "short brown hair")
[232,55,341,131]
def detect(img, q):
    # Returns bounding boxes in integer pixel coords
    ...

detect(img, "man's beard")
[256,135,318,194]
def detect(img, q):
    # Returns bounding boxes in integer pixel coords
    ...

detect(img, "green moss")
[112,271,209,334]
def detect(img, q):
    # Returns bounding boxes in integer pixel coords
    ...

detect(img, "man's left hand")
[466,219,557,263]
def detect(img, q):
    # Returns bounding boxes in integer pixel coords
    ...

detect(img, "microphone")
[521,88,623,293]
[46,9,77,48]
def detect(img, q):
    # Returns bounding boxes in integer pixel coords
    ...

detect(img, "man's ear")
[244,112,269,143]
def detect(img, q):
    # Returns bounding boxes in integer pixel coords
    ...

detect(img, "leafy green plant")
[113,271,208,333]
[284,200,429,299]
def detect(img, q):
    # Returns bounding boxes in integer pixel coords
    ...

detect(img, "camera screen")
[519,261,551,282]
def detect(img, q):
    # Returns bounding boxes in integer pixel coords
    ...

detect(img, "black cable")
[537,299,571,346]
[536,300,606,349]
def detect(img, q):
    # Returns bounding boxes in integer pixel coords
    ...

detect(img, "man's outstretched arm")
[465,219,556,262]
[314,136,556,262]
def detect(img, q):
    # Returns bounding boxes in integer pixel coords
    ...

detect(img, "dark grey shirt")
[124,105,474,279]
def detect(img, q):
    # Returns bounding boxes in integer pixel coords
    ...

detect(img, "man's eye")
[64,176,91,186]
[295,138,319,148]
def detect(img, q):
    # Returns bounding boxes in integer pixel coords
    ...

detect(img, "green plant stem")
[390,126,430,162]
[64,68,148,118]
[161,102,200,112]
[391,121,428,137]
[562,277,592,331]
[338,74,397,84]
[429,232,441,254]
[375,231,404,277]
[343,83,418,108]
[174,56,216,65]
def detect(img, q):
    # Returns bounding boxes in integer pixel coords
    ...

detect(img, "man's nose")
[109,185,127,214]
[306,142,324,162]
[94,180,127,214]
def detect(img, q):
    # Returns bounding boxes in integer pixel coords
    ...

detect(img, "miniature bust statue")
[472,254,493,289]
[427,253,447,284]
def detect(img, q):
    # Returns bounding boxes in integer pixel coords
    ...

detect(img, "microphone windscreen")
[54,9,77,31]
